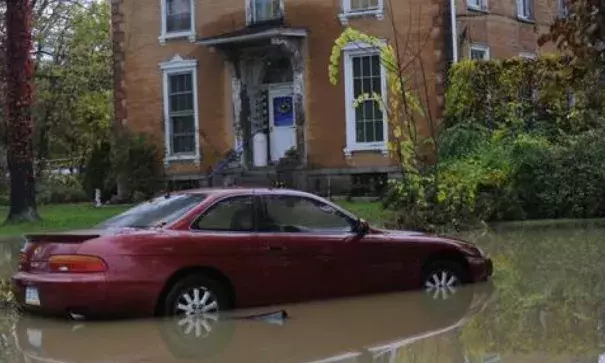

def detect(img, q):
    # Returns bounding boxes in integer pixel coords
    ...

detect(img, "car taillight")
[48,255,107,273]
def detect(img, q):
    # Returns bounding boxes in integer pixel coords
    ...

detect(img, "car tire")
[421,260,470,317]
[162,274,232,317]
[421,260,467,301]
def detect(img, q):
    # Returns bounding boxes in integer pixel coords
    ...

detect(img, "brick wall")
[111,0,560,178]
[457,0,560,58]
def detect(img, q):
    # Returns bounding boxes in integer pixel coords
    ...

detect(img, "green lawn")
[337,200,393,225]
[0,200,393,238]
[0,204,132,238]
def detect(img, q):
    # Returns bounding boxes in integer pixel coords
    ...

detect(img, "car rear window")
[97,193,208,229]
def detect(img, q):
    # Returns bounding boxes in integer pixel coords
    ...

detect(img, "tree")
[4,0,38,223]
[32,0,112,172]
[539,0,605,67]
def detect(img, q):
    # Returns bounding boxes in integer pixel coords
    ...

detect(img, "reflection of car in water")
[13,283,493,363]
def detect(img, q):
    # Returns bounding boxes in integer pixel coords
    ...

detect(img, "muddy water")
[2,222,605,362]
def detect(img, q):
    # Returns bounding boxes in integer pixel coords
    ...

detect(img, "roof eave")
[196,28,308,47]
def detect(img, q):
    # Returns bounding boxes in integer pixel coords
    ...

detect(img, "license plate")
[25,286,40,306]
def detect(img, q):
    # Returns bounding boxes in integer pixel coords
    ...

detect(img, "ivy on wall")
[445,56,602,137]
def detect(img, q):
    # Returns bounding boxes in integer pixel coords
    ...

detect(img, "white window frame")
[467,0,487,12]
[342,41,389,158]
[159,55,201,165]
[246,0,285,25]
[338,0,384,26]
[516,0,533,21]
[469,44,490,60]
[159,0,196,45]
[519,51,537,59]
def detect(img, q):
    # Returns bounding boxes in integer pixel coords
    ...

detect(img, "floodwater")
[1,221,605,363]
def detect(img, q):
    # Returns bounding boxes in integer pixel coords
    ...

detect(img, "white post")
[94,189,102,208]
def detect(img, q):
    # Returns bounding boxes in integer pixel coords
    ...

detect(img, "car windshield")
[97,193,208,229]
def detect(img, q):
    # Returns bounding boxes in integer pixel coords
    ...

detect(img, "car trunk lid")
[18,230,107,272]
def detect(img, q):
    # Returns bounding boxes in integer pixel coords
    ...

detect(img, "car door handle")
[266,245,285,252]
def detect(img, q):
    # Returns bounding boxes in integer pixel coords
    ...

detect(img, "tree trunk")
[4,0,39,223]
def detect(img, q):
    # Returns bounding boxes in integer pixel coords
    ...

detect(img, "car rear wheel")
[422,260,466,301]
[163,275,231,319]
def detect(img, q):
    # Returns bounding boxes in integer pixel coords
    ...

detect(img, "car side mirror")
[355,219,370,236]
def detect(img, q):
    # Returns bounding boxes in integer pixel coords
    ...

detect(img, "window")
[469,44,490,60]
[98,194,207,229]
[339,0,384,25]
[160,55,200,164]
[260,196,354,233]
[343,42,388,157]
[159,0,196,44]
[350,0,380,11]
[193,196,255,232]
[247,0,283,24]
[167,74,196,155]
[517,0,533,20]
[467,0,487,11]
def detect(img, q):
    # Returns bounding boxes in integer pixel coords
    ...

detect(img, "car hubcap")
[174,287,220,338]
[424,270,458,300]
[176,313,219,338]
[175,286,220,316]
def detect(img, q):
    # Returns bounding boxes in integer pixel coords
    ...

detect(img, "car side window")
[192,196,255,232]
[260,195,354,233]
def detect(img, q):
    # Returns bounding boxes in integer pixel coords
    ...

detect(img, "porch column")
[271,36,306,165]
[230,63,243,164]
[225,49,252,169]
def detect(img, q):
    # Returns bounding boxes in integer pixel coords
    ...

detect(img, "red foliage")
[539,0,605,65]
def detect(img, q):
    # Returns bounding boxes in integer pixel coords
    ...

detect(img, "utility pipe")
[449,0,459,63]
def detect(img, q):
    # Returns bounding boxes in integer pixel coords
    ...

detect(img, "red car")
[12,188,492,319]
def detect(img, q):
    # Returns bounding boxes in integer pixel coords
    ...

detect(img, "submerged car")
[12,188,493,319]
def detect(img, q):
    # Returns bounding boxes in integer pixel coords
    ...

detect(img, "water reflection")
[3,223,605,362]
[0,239,20,279]
[6,284,492,363]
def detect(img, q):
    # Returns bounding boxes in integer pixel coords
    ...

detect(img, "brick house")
[110,0,562,194]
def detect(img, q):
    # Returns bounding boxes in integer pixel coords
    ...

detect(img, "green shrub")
[36,173,89,205]
[111,132,164,202]
[82,141,113,203]
[514,129,605,219]
[384,128,560,230]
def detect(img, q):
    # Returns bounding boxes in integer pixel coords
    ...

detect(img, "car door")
[256,193,366,302]
[188,194,285,307]
[344,231,413,294]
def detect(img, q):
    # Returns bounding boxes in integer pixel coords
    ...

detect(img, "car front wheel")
[422,260,466,301]
[163,275,231,318]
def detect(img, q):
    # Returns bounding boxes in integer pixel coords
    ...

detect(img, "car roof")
[174,187,316,198]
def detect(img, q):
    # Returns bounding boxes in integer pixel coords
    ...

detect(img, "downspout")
[449,0,458,63]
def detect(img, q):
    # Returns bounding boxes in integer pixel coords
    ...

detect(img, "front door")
[268,88,296,162]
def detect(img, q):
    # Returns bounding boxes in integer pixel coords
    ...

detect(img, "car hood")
[373,228,428,237]
[373,228,481,251]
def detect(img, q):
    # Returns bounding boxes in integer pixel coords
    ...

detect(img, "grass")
[337,200,394,226]
[0,204,132,238]
[0,200,393,238]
